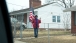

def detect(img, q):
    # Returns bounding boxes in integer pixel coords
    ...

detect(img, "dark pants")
[34,28,38,37]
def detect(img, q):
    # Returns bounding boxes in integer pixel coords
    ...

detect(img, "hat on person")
[35,15,38,17]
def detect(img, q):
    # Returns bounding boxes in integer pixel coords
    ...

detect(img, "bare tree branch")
[71,0,75,6]
[56,2,65,8]
[56,0,74,8]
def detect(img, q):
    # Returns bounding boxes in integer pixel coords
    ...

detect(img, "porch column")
[71,11,76,34]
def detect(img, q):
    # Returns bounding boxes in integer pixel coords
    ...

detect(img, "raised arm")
[39,19,41,23]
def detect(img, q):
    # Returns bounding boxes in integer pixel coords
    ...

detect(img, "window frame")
[52,15,60,23]
[52,16,56,22]
[57,16,60,22]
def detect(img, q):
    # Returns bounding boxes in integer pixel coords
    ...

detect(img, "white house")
[10,2,71,30]
[27,2,71,29]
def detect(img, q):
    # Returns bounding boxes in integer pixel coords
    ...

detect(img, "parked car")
[10,17,27,30]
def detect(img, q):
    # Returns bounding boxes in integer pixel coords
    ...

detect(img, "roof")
[9,2,56,14]
[63,6,76,12]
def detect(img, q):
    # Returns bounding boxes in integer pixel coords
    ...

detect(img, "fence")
[27,22,71,30]
[13,22,71,40]
[11,15,71,43]
[12,22,72,43]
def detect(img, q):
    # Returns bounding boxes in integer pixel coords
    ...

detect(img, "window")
[57,16,60,22]
[52,16,60,23]
[52,16,56,22]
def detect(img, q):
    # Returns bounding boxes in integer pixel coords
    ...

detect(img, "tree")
[57,0,74,8]
[63,12,71,31]
[46,0,75,8]
[47,0,75,8]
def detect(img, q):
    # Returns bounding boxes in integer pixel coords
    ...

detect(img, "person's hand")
[40,18,41,20]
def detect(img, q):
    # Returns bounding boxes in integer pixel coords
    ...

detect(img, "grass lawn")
[18,35,76,43]
[15,29,71,38]
[14,29,76,43]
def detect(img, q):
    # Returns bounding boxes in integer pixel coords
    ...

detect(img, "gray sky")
[6,0,29,12]
[6,0,76,12]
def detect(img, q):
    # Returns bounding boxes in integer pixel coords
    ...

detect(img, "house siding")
[34,3,71,29]
[26,3,71,29]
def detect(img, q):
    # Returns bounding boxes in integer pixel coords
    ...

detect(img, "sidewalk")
[14,36,49,43]
[14,40,26,43]
[15,36,50,40]
[14,35,71,43]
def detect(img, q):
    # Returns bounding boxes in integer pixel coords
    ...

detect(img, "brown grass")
[15,29,71,38]
[14,29,76,43]
[18,35,76,43]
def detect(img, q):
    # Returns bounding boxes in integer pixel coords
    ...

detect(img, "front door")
[24,13,27,24]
